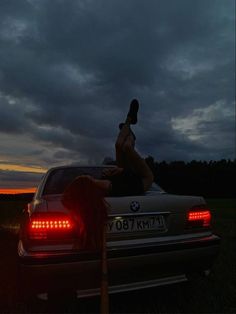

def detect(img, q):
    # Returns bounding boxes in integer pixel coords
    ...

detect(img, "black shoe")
[119,123,136,141]
[127,99,139,124]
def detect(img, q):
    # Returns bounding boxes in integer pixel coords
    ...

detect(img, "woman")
[62,99,154,249]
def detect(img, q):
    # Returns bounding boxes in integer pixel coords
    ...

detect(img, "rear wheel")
[186,269,211,281]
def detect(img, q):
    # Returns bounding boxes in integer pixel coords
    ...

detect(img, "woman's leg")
[115,126,153,191]
[115,123,134,168]
[115,99,139,167]
[122,135,154,192]
[115,98,153,191]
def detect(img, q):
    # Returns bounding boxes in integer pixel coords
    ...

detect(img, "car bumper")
[18,233,220,297]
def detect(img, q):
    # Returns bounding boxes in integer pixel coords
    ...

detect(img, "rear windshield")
[43,167,104,195]
[42,167,165,195]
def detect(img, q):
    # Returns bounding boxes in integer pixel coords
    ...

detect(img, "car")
[18,165,220,299]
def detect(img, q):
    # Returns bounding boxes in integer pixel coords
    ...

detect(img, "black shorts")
[108,169,144,197]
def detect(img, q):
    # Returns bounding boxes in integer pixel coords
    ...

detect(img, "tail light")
[28,212,74,240]
[187,207,211,228]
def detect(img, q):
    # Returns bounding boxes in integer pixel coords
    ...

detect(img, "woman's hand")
[102,167,124,177]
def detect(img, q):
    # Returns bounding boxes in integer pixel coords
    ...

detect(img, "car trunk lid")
[42,193,207,241]
[105,193,207,240]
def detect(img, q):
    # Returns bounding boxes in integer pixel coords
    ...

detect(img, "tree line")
[145,158,235,198]
[0,193,34,201]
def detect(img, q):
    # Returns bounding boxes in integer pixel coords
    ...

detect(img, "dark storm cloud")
[0,169,42,188]
[0,169,42,182]
[0,0,235,169]
[0,107,25,134]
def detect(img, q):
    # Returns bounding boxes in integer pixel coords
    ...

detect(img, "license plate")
[107,215,166,233]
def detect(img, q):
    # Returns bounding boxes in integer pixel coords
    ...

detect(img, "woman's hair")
[62,176,108,251]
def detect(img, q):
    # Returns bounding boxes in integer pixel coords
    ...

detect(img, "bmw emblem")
[130,201,140,212]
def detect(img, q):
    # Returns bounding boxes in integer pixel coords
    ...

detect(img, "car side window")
[148,183,165,193]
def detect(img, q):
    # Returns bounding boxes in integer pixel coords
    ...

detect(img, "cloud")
[0,169,43,189]
[171,100,234,139]
[171,100,235,159]
[0,0,235,189]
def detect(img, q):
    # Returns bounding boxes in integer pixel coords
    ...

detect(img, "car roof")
[47,165,115,172]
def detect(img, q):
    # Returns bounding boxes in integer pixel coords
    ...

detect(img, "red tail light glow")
[187,209,211,227]
[31,219,72,230]
[29,213,74,240]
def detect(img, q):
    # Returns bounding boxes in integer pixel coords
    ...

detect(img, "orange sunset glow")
[0,163,46,173]
[0,188,37,194]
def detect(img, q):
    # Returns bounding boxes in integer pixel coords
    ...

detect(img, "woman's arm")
[102,167,124,178]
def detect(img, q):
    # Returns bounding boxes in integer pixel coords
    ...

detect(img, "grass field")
[0,198,235,313]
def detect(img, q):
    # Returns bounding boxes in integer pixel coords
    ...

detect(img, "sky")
[0,0,235,193]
